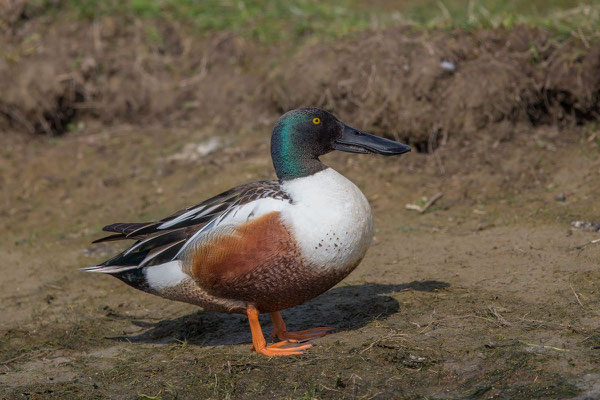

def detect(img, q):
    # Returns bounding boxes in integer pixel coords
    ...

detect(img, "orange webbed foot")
[252,340,312,356]
[270,326,333,342]
[246,304,312,357]
[270,311,333,342]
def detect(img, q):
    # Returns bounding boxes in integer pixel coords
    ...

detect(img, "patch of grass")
[403,0,599,35]
[23,0,381,42]
[20,0,600,43]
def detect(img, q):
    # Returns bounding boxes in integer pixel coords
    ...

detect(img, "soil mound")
[1,18,599,146]
[269,26,600,150]
[0,17,261,135]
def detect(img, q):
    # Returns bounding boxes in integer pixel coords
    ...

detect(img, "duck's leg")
[246,304,312,356]
[269,311,333,342]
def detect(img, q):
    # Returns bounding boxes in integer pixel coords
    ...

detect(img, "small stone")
[440,60,456,72]
[572,221,600,232]
[554,193,566,202]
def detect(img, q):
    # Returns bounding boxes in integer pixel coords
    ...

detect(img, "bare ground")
[1,119,600,399]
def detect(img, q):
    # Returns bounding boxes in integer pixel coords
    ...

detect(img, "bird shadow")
[110,280,449,347]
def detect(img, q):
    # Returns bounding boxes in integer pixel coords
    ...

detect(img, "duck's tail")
[82,263,151,291]
[82,265,138,274]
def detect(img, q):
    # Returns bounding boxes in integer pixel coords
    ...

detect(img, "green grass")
[403,0,595,26]
[18,0,600,43]
[403,0,600,41]
[24,0,379,42]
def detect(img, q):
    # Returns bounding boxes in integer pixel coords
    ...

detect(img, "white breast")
[280,168,373,272]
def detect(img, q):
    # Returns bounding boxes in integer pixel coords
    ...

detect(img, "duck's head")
[271,107,411,180]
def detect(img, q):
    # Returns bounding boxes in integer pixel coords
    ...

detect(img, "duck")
[85,107,411,356]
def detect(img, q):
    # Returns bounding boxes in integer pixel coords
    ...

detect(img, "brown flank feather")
[188,211,353,313]
[191,211,294,289]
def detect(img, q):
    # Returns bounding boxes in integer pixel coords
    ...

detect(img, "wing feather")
[139,239,187,267]
[87,180,291,272]
[92,233,127,243]
[102,222,152,235]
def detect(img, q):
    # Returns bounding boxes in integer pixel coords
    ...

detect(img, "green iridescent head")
[270,107,411,181]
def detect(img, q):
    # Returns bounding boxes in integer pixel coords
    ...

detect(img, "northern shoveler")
[85,108,411,356]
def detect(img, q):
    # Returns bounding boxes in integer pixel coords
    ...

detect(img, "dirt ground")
[1,14,600,400]
[2,118,600,399]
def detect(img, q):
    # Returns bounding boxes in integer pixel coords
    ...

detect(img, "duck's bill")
[334,124,411,155]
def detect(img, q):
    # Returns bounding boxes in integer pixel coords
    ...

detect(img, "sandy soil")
[1,118,600,398]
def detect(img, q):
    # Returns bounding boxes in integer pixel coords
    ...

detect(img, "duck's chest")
[280,168,373,272]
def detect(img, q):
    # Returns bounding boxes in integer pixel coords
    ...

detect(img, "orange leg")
[246,304,312,356]
[269,311,333,342]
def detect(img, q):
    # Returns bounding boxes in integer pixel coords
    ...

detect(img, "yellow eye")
[312,117,321,125]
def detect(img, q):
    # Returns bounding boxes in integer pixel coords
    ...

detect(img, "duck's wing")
[85,180,290,272]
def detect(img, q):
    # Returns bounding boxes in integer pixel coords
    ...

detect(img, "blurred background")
[1,0,598,140]
[1,1,600,398]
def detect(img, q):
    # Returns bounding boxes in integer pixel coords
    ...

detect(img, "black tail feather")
[92,233,127,243]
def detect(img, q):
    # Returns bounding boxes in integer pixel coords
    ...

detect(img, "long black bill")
[334,124,411,155]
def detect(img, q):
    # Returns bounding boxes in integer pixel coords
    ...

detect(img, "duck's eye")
[312,117,321,125]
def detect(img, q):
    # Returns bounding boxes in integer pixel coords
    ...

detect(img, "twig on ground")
[417,313,504,334]
[570,284,584,308]
[319,384,345,394]
[570,237,600,256]
[416,311,590,335]
[0,352,30,365]
[516,314,588,334]
[360,332,406,354]
[405,192,443,214]
[488,305,511,326]
[0,350,50,366]
[519,341,569,352]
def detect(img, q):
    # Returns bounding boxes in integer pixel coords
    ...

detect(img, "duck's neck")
[271,123,327,181]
